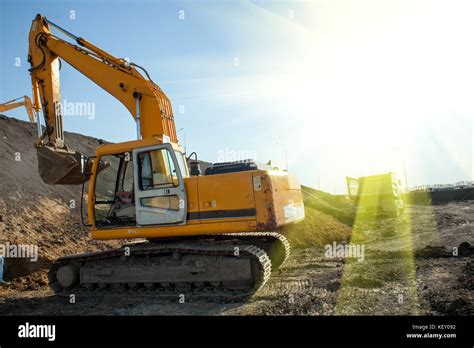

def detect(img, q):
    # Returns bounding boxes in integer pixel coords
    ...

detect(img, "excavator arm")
[28,14,177,184]
[0,95,34,122]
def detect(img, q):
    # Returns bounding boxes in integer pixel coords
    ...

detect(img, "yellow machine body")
[88,138,304,240]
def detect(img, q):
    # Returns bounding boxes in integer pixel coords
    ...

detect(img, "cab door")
[133,143,187,226]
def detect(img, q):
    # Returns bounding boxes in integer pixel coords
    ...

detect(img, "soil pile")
[0,115,120,289]
[285,206,352,248]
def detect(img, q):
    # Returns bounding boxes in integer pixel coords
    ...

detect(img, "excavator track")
[220,232,290,270]
[48,232,289,300]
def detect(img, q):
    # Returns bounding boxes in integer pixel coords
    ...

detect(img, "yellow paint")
[197,171,255,212]
[91,220,257,240]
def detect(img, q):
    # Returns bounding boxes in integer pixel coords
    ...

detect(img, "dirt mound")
[0,114,102,199]
[0,115,120,290]
[283,185,355,249]
[284,206,352,248]
[301,185,355,225]
[301,185,353,210]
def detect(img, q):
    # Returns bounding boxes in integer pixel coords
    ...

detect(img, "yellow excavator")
[28,14,304,297]
[0,95,34,122]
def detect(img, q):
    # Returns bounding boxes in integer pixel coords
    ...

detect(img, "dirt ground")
[0,202,472,316]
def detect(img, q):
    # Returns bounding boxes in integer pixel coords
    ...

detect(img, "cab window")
[137,148,179,190]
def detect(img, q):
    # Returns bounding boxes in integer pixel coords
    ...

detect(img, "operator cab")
[92,141,188,229]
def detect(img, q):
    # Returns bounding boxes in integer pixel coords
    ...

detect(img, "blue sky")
[1,0,472,192]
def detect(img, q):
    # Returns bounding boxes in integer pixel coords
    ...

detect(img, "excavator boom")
[28,14,177,184]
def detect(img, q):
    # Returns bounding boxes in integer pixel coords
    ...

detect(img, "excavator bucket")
[37,146,86,185]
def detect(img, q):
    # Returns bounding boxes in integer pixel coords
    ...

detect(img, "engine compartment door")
[196,171,256,221]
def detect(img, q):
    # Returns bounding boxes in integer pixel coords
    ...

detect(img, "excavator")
[28,14,304,298]
[0,95,34,122]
